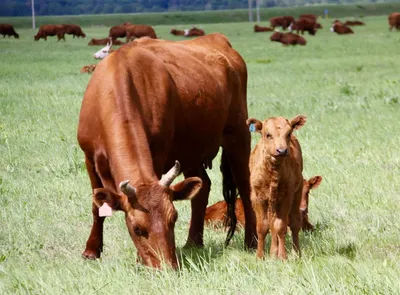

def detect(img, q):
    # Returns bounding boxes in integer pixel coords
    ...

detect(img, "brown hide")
[63,24,86,38]
[0,24,19,38]
[290,18,317,35]
[269,16,295,30]
[344,20,365,26]
[77,33,256,269]
[125,25,157,42]
[170,29,185,36]
[270,32,306,46]
[205,175,322,232]
[88,38,124,46]
[331,23,354,34]
[247,115,306,259]
[187,27,205,36]
[34,24,66,41]
[299,14,318,21]
[388,12,400,31]
[109,24,128,39]
[254,25,273,32]
[80,64,97,74]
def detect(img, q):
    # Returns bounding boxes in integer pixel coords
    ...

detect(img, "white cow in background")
[93,38,113,59]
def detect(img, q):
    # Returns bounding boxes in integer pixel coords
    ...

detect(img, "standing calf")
[247,115,306,259]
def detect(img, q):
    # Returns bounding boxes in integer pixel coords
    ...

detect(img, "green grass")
[1,15,400,294]
[2,2,400,28]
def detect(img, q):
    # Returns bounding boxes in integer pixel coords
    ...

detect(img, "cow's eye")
[287,133,291,138]
[266,133,272,139]
[134,226,147,237]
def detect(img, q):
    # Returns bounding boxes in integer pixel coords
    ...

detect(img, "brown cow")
[344,20,365,26]
[0,24,19,39]
[80,64,97,74]
[247,115,306,259]
[88,38,124,46]
[269,16,295,30]
[289,18,317,35]
[125,25,157,42]
[330,23,354,34]
[388,12,400,31]
[270,32,306,46]
[63,24,86,38]
[300,14,318,21]
[77,33,257,269]
[170,27,205,37]
[315,23,323,29]
[109,23,130,40]
[204,175,322,231]
[254,25,273,32]
[34,24,66,41]
[170,29,185,36]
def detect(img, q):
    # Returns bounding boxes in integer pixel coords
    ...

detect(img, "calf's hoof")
[82,249,101,260]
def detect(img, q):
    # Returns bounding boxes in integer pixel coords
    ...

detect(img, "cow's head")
[270,31,282,41]
[93,39,113,59]
[300,176,323,214]
[246,115,307,162]
[34,34,40,41]
[93,161,202,269]
[288,22,294,31]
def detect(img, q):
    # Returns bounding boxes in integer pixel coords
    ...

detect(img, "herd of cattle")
[1,12,400,270]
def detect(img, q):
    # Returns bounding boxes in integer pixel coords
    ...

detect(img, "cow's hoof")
[82,249,100,260]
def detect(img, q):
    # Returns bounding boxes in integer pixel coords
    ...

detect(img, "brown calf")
[254,25,273,32]
[125,24,157,42]
[270,32,306,46]
[289,18,317,35]
[247,115,306,259]
[109,23,129,40]
[88,38,124,46]
[388,12,400,31]
[0,24,19,39]
[330,23,354,34]
[63,24,86,38]
[170,29,185,36]
[344,20,365,26]
[300,14,318,21]
[80,64,97,74]
[34,24,66,41]
[204,175,323,232]
[269,16,295,30]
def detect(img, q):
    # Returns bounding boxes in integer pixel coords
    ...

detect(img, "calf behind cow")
[247,115,306,259]
[270,32,306,46]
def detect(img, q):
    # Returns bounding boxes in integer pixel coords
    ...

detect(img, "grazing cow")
[204,175,323,232]
[109,23,130,40]
[344,20,365,26]
[88,37,124,46]
[300,14,318,21]
[269,16,295,30]
[125,25,157,42]
[77,33,257,269]
[93,39,115,59]
[247,115,306,259]
[80,64,97,74]
[330,23,354,34]
[63,24,86,38]
[34,24,66,41]
[254,25,273,32]
[388,12,400,31]
[270,32,306,46]
[289,18,317,35]
[0,24,19,39]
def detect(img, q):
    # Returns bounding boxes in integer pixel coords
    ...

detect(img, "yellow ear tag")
[99,203,113,217]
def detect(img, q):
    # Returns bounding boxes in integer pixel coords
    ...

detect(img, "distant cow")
[388,12,400,31]
[170,27,205,37]
[205,175,323,232]
[125,25,157,42]
[344,20,365,26]
[269,16,295,30]
[270,32,306,46]
[254,24,273,32]
[330,23,354,34]
[289,18,317,35]
[34,25,66,41]
[300,14,318,21]
[80,64,97,74]
[247,115,306,259]
[63,24,86,38]
[109,23,130,40]
[315,23,323,29]
[0,24,19,39]
[170,29,185,36]
[88,38,124,46]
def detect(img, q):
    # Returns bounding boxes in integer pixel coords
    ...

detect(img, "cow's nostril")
[276,148,288,155]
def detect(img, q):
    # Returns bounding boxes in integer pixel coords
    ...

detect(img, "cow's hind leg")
[82,156,106,259]
[184,166,211,247]
[223,132,257,250]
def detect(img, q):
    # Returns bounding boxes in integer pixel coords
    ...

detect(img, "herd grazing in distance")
[2,10,399,270]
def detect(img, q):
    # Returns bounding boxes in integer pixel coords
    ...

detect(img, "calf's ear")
[170,177,203,201]
[93,188,123,215]
[308,176,323,190]
[290,115,307,131]
[246,118,263,133]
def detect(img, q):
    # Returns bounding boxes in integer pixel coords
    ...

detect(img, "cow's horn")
[119,180,136,197]
[159,161,181,187]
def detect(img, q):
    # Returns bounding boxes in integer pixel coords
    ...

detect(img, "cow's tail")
[220,148,237,247]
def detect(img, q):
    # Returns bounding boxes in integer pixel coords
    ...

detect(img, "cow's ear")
[246,118,263,133]
[93,188,123,215]
[290,115,307,131]
[308,176,323,190]
[170,177,203,201]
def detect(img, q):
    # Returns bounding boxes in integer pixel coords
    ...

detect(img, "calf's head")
[300,176,323,214]
[92,161,202,269]
[270,32,283,42]
[246,115,307,161]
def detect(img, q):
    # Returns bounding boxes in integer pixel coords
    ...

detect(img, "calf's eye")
[266,133,272,139]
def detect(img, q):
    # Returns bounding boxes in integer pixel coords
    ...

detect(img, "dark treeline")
[0,0,396,17]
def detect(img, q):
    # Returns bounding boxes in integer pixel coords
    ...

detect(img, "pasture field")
[1,15,400,294]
